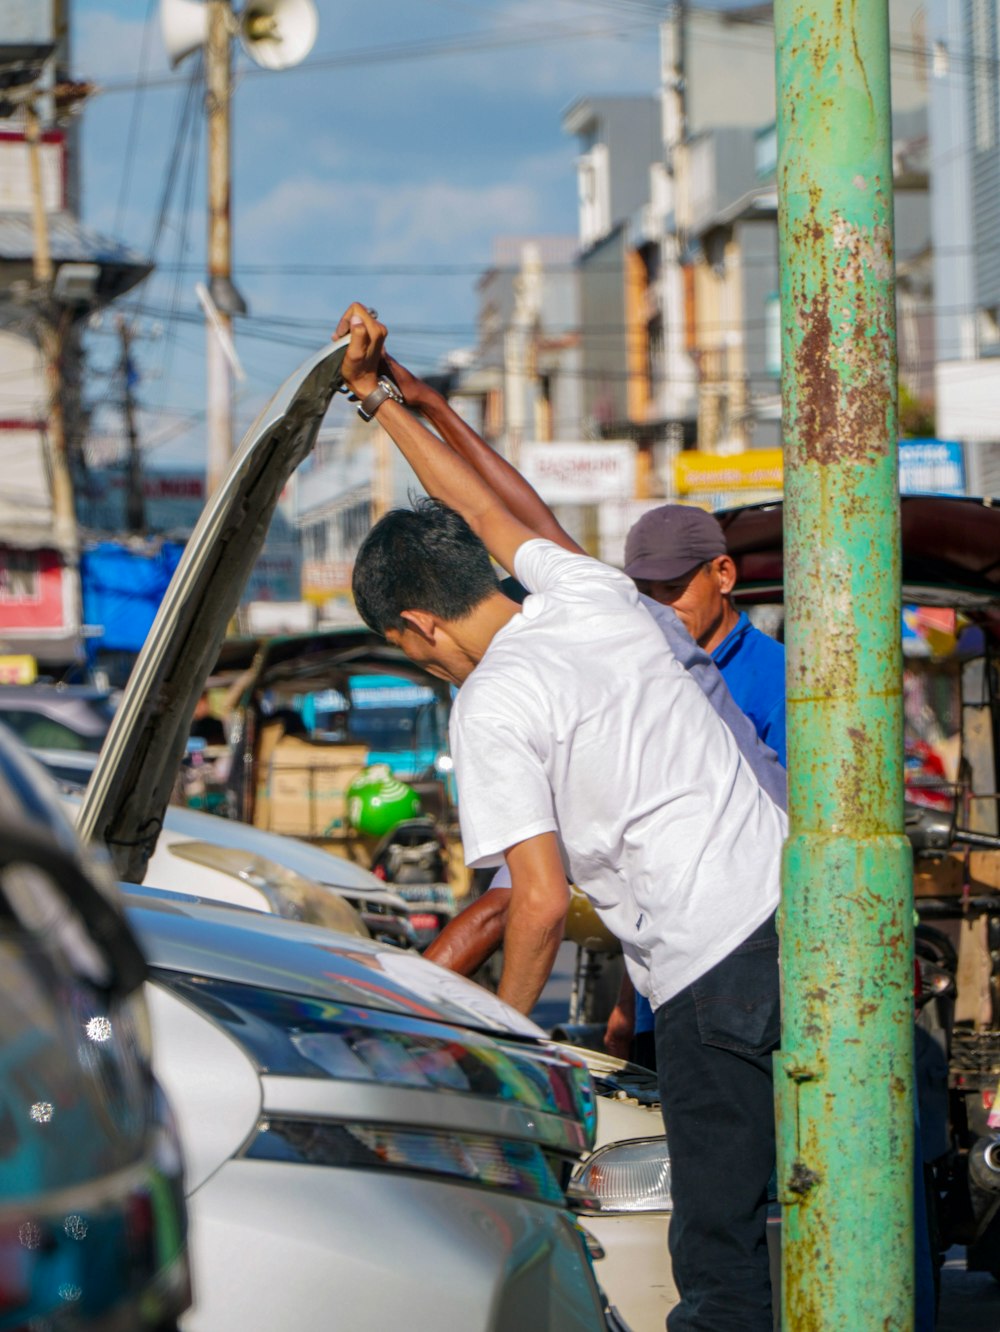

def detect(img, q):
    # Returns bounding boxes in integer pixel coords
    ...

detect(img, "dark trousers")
[654,914,780,1332]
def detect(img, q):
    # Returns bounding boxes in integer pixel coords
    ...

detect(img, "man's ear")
[399,609,438,641]
[714,555,738,597]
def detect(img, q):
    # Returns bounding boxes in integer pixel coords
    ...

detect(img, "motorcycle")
[909,801,1000,1277]
[347,766,457,951]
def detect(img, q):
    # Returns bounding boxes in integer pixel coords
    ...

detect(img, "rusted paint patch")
[832,214,894,283]
[788,1159,821,1195]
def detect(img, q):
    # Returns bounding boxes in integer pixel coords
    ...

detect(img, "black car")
[0,722,190,1328]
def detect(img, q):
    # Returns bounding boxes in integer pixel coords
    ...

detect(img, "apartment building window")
[647,314,665,390]
[578,143,610,248]
[339,500,372,554]
[0,550,39,603]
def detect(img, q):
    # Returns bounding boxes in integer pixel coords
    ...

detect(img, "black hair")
[352,497,500,635]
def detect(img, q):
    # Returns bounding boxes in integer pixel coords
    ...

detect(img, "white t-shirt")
[449,539,787,1008]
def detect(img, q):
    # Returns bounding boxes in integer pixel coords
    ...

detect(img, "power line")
[94,16,657,97]
[113,0,158,236]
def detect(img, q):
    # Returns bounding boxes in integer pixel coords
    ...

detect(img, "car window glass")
[0,712,92,752]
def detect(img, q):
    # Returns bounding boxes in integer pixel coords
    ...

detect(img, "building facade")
[0,0,150,673]
[929,0,1000,491]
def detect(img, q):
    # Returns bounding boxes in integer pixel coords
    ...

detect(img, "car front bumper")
[183,1159,623,1332]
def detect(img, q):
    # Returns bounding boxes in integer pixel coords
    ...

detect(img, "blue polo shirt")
[711,613,786,768]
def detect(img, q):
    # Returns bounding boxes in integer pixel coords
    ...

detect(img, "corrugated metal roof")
[0,209,150,268]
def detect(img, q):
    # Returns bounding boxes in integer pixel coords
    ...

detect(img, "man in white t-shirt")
[337,304,785,1332]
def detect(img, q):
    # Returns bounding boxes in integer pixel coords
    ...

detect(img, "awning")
[0,210,152,306]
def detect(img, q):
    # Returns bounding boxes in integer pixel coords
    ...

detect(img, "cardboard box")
[254,735,368,839]
[913,849,1000,898]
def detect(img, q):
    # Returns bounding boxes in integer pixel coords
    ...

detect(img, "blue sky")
[76,4,774,468]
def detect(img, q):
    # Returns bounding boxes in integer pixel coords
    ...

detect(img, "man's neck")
[449,593,522,679]
[700,601,741,655]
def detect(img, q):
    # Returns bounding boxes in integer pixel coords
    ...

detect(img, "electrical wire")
[94,15,659,96]
[113,0,158,237]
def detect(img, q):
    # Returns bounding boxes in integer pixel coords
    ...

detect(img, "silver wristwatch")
[357,375,404,422]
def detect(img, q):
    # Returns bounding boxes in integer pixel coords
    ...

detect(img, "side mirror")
[0,823,148,996]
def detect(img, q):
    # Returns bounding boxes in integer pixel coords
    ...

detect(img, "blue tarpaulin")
[81,541,185,659]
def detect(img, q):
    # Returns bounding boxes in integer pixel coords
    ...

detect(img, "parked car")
[125,882,629,1332]
[0,722,190,1329]
[0,683,116,752]
[33,750,422,947]
[42,761,424,949]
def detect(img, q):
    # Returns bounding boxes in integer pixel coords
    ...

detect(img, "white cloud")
[240,170,543,267]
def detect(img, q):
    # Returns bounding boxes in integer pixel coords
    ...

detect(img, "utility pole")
[24,99,76,551]
[160,0,317,497]
[773,3,912,1328]
[205,0,238,498]
[118,317,146,534]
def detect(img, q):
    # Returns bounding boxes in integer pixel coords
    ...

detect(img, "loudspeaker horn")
[160,0,209,69]
[239,0,318,71]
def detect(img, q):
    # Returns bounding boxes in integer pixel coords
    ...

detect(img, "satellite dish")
[239,0,318,71]
[160,0,210,69]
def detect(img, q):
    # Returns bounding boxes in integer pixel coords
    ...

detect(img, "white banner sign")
[520,442,636,503]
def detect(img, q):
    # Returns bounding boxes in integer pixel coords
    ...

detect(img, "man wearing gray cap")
[623,505,785,766]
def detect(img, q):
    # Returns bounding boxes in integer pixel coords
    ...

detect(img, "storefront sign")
[898,440,965,496]
[0,654,37,684]
[521,442,636,503]
[675,449,784,495]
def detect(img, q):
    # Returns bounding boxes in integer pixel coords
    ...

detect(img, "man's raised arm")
[380,351,584,558]
[336,304,534,574]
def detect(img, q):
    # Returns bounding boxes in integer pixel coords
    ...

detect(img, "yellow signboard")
[675,449,784,494]
[0,655,37,685]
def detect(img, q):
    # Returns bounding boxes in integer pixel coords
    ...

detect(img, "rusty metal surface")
[774,1,914,1326]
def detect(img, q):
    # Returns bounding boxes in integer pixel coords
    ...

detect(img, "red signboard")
[0,548,65,631]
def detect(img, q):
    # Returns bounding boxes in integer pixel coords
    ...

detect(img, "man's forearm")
[496,889,567,1014]
[374,398,497,530]
[419,393,581,554]
[423,889,510,975]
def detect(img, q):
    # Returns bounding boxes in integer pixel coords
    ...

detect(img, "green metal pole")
[773,3,914,1328]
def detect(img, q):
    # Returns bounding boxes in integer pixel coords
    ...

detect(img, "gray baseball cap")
[623,505,727,581]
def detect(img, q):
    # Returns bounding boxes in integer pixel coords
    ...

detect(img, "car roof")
[718,495,1000,612]
[227,627,453,704]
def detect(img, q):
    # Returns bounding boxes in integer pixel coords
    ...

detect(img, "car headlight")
[571,1138,672,1214]
[166,842,368,938]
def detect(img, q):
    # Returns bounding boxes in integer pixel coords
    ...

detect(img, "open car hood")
[719,495,1000,613]
[79,340,349,883]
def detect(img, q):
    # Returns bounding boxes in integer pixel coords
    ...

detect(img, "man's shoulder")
[742,619,785,664]
[514,538,638,605]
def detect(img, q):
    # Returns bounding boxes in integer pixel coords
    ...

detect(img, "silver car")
[126,883,625,1332]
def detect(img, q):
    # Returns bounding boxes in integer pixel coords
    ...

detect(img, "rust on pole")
[774,0,914,1327]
